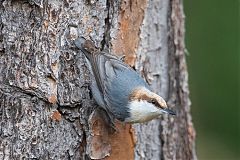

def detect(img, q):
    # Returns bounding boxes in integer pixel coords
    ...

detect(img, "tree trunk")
[0,0,196,160]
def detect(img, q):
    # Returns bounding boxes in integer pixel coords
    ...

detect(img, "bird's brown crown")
[129,87,167,109]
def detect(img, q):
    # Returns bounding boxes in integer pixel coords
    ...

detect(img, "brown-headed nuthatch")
[74,37,175,123]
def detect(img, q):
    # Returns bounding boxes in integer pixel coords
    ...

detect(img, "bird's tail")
[74,37,98,59]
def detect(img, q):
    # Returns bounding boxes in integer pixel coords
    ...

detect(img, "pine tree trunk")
[0,0,196,159]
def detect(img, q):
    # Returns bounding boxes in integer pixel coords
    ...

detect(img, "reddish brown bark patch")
[104,121,135,160]
[88,110,135,160]
[112,0,147,67]
[51,110,62,121]
[48,94,57,104]
[88,109,112,159]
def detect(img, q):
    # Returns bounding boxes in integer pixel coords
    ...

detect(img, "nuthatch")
[74,37,175,123]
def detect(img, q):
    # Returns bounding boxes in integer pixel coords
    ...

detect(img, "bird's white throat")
[125,100,162,123]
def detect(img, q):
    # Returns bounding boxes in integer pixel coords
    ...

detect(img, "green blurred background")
[184,0,239,160]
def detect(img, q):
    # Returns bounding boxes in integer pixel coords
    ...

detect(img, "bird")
[74,37,175,123]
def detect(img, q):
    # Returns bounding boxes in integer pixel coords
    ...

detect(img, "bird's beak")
[161,108,176,115]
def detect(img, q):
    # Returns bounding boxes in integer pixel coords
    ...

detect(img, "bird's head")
[126,87,175,123]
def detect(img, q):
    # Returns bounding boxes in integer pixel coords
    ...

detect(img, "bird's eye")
[151,99,157,105]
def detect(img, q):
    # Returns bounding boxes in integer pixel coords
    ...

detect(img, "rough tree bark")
[0,0,196,160]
